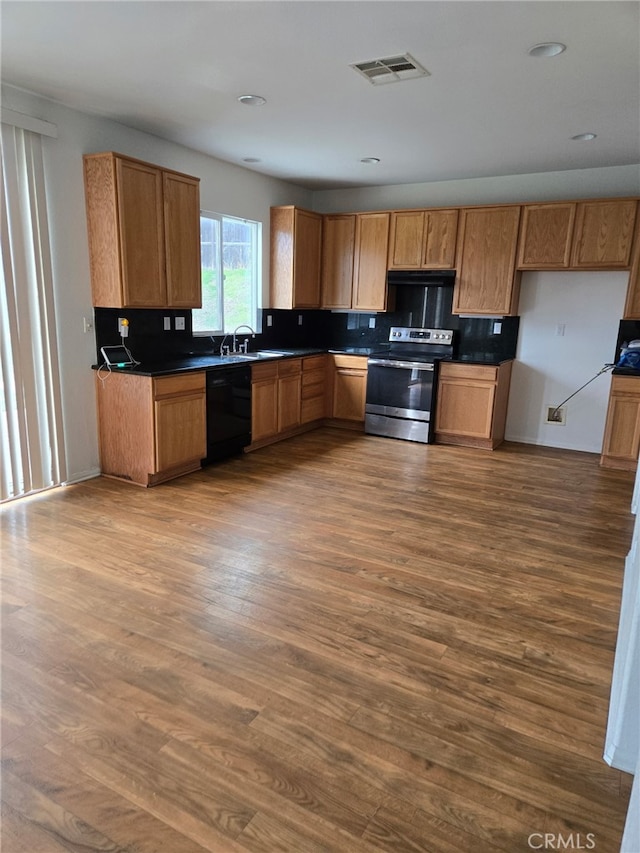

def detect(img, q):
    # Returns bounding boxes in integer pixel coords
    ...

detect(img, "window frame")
[192,210,261,337]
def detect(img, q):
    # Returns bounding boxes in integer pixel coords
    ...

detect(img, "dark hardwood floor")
[1,428,635,852]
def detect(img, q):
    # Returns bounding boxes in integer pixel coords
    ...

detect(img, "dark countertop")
[92,348,327,377]
[453,354,514,366]
[92,347,514,376]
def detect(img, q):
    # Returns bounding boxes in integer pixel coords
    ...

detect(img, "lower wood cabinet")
[249,358,308,449]
[435,361,513,449]
[95,370,206,486]
[329,354,368,424]
[600,376,640,470]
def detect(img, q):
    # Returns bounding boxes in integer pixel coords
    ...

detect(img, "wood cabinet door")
[517,203,576,269]
[252,378,278,442]
[435,379,496,438]
[321,215,355,308]
[163,172,201,308]
[623,216,640,318]
[388,211,425,269]
[601,378,640,469]
[116,158,166,307]
[352,212,390,311]
[423,209,458,269]
[293,209,322,307]
[278,373,302,432]
[332,368,367,421]
[571,200,637,268]
[453,206,521,315]
[155,393,206,472]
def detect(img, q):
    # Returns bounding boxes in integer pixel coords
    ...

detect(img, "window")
[192,212,260,335]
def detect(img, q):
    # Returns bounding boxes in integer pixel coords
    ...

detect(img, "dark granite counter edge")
[92,348,515,377]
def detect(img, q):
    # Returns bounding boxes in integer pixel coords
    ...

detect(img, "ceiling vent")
[350,53,431,85]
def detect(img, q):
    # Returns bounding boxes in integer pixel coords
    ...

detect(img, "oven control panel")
[389,327,454,345]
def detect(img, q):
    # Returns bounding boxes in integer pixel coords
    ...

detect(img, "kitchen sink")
[230,350,289,360]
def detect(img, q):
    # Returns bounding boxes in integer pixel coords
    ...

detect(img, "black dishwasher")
[203,366,252,465]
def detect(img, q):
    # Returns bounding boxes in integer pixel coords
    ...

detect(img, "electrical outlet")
[545,406,566,425]
[492,321,502,335]
[266,315,273,327]
[369,317,376,329]
[175,316,185,331]
[298,315,303,326]
[163,316,171,331]
[118,317,129,337]
[82,317,93,334]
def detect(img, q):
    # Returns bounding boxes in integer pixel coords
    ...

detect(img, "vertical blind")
[0,123,66,501]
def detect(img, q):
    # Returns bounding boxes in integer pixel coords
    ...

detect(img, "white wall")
[2,85,312,485]
[505,271,629,453]
[4,85,639,482]
[312,164,640,213]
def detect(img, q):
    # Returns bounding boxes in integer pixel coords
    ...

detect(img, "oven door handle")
[368,359,435,371]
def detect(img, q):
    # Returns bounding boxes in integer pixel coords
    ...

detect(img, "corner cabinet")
[95,371,206,486]
[600,376,640,471]
[453,206,521,316]
[270,206,322,309]
[435,361,513,449]
[83,152,201,309]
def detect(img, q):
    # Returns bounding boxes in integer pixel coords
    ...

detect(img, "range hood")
[387,269,456,286]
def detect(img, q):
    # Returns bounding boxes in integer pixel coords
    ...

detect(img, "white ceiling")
[2,1,639,190]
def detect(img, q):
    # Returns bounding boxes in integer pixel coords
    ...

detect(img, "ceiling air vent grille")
[350,53,430,85]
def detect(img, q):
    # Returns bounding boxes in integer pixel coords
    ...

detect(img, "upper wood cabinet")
[352,212,390,311]
[517,203,576,269]
[270,206,322,309]
[624,214,640,319]
[571,199,637,268]
[453,206,522,316]
[388,209,458,269]
[83,152,201,308]
[321,214,355,309]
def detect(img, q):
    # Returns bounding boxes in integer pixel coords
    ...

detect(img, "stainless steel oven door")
[365,359,436,443]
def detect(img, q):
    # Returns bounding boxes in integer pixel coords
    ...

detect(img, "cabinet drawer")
[302,367,325,387]
[252,362,278,381]
[611,376,640,397]
[301,378,325,399]
[301,396,326,422]
[153,372,205,398]
[332,354,368,370]
[278,358,302,377]
[303,355,326,372]
[439,363,498,382]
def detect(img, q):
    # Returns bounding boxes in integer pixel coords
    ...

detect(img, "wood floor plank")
[1,431,634,851]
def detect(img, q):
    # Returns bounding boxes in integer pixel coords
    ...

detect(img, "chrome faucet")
[232,324,256,354]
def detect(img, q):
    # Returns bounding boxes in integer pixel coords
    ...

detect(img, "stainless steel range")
[365,326,455,444]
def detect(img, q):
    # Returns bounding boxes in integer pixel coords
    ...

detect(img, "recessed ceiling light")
[571,133,597,141]
[527,42,566,57]
[242,157,261,163]
[360,157,381,164]
[237,94,266,106]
